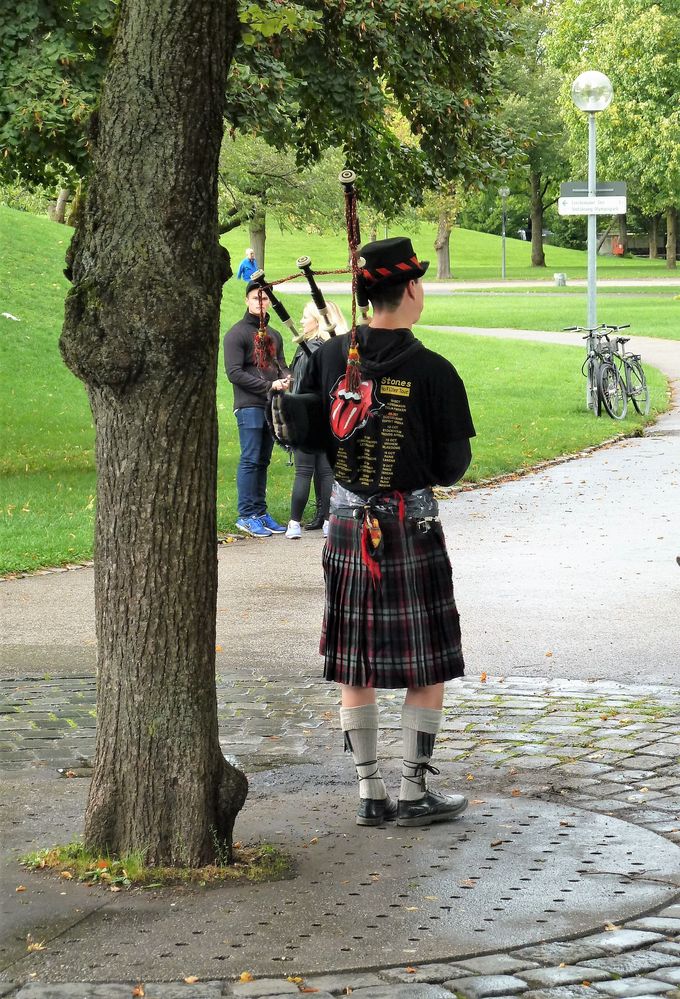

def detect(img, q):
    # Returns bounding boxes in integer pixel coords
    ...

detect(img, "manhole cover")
[15,793,680,982]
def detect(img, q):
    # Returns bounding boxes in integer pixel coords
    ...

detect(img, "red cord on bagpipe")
[251,169,365,381]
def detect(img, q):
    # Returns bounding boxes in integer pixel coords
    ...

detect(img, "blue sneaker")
[235,516,272,538]
[258,512,286,534]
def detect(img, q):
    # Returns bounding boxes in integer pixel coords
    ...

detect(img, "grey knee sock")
[340,703,387,801]
[400,705,442,801]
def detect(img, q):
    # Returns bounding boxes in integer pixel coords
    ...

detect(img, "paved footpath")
[1,327,679,997]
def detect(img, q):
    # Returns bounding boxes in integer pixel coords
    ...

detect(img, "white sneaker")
[285,520,302,539]
[322,520,329,538]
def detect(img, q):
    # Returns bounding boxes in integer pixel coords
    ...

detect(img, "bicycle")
[565,324,623,418]
[600,324,650,416]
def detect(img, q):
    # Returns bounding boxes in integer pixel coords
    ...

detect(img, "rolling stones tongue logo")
[330,376,383,440]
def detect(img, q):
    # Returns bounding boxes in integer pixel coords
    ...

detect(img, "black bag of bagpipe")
[266,389,329,454]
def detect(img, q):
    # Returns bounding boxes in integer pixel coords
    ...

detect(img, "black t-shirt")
[302,326,475,496]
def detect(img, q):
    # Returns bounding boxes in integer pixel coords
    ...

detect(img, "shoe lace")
[402,760,440,789]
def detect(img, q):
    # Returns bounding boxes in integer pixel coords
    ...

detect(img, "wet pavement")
[1,328,680,996]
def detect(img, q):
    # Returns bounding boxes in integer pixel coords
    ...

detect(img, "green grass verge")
[0,206,671,574]
[221,218,678,282]
[20,840,292,889]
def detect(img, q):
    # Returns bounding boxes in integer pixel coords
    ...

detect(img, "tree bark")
[59,0,247,867]
[648,215,659,259]
[666,206,677,269]
[249,212,266,272]
[434,211,452,279]
[530,171,545,268]
[48,187,71,223]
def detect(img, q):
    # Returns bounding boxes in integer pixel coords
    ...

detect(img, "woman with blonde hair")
[285,301,349,539]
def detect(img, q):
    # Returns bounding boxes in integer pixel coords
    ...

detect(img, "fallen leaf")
[110,885,122,893]
[604,922,621,932]
[465,774,475,781]
[600,715,608,721]
[184,976,199,984]
[582,981,592,987]
[559,821,573,827]
[508,767,518,775]
[26,936,46,953]
[132,986,145,997]
[490,840,503,847]
[215,645,223,652]
[469,799,487,805]
[423,896,438,901]
[64,770,77,778]
[95,859,109,869]
[287,977,304,984]
[239,972,254,983]
[480,672,487,683]
[60,871,73,880]
[405,966,417,973]
[404,905,419,911]
[559,963,566,968]
[510,788,522,797]
[545,651,553,657]
[459,879,477,888]
[300,990,319,995]
[309,837,319,845]
[499,676,505,682]
[16,885,27,892]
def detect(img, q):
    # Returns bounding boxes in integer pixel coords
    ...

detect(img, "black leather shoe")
[396,791,468,827]
[304,513,325,531]
[356,795,398,827]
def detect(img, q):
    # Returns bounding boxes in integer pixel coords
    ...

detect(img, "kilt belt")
[330,484,440,585]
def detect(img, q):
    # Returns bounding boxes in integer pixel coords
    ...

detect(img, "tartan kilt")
[320,512,465,688]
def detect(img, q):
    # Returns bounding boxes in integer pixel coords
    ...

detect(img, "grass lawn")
[0,206,671,574]
[222,220,678,283]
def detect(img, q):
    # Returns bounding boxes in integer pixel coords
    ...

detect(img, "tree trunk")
[530,171,545,268]
[617,214,628,255]
[434,211,452,279]
[48,187,71,223]
[59,0,247,867]
[249,212,266,272]
[666,207,677,269]
[648,216,659,259]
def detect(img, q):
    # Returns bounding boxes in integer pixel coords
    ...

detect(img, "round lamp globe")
[571,71,613,112]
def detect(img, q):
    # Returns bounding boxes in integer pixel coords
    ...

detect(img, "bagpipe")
[256,170,369,451]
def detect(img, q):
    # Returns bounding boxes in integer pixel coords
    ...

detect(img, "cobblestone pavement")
[1,674,679,997]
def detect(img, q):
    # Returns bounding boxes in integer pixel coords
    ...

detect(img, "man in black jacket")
[224,281,290,537]
[301,237,475,828]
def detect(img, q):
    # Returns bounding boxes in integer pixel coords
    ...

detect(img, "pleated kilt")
[320,488,465,688]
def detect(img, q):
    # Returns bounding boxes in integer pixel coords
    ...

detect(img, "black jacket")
[223,309,289,410]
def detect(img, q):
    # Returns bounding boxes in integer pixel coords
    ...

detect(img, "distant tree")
[217,135,344,269]
[494,5,570,267]
[548,0,680,267]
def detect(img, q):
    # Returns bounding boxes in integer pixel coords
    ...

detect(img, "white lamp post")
[499,186,510,280]
[570,70,613,328]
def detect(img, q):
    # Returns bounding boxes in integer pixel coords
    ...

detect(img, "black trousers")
[290,450,334,522]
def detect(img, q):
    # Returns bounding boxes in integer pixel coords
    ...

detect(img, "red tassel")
[344,338,361,393]
[253,330,276,370]
[360,511,382,587]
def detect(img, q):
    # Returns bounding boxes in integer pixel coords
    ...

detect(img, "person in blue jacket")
[236,248,258,282]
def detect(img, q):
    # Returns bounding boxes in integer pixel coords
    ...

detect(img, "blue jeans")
[235,407,274,518]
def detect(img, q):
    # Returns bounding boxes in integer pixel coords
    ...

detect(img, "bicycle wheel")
[587,358,601,416]
[598,362,628,420]
[629,359,650,416]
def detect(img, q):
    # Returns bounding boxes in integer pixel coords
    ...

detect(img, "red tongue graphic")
[330,380,374,439]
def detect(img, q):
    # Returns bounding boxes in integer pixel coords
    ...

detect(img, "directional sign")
[558,180,627,216]
[558,195,627,216]
[560,181,627,198]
